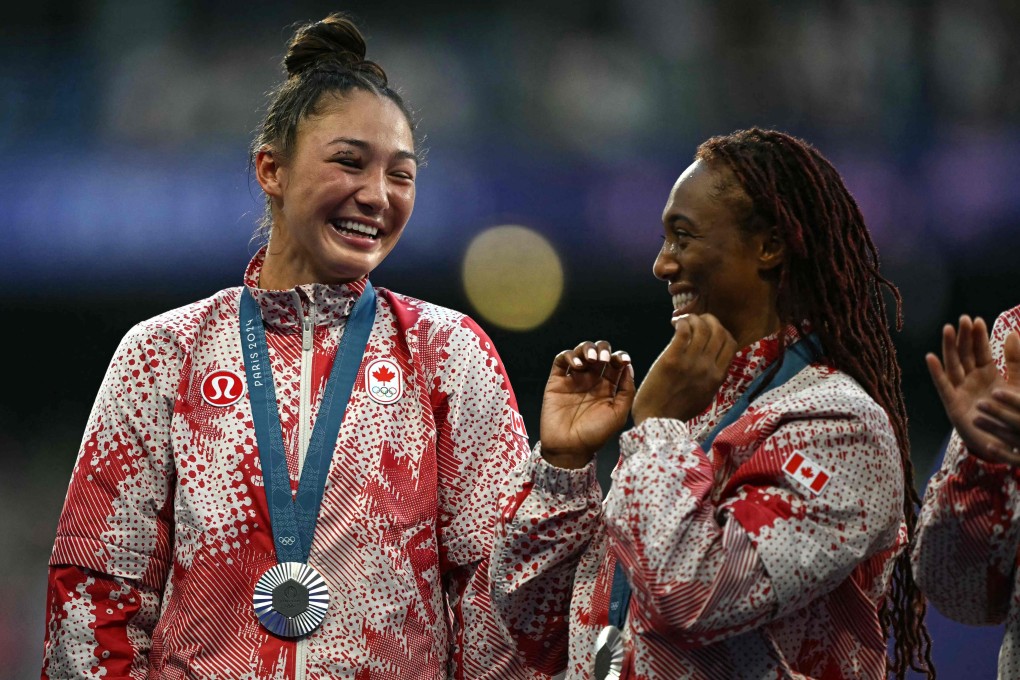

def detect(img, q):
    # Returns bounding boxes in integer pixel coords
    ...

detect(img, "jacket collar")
[241,246,368,332]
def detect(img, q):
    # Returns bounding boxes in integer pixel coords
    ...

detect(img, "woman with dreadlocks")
[491,128,935,678]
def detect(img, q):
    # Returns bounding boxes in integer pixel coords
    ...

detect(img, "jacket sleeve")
[489,447,603,676]
[605,400,904,646]
[41,323,181,678]
[912,308,1020,625]
[429,316,547,679]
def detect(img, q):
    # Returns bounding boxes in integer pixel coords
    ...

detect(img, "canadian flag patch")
[366,358,402,405]
[782,452,832,495]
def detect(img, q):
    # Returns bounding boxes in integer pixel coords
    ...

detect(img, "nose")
[652,241,677,281]
[355,168,389,214]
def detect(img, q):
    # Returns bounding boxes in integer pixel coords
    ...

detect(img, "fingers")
[977,390,1020,433]
[671,314,694,350]
[1005,332,1020,384]
[957,315,976,373]
[698,313,739,368]
[926,352,954,409]
[612,353,637,402]
[551,341,630,377]
[972,317,994,368]
[982,441,1020,467]
[974,413,1020,451]
[941,323,963,385]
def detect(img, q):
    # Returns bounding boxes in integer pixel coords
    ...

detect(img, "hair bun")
[283,12,387,85]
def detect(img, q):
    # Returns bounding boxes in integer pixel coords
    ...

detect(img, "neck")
[258,248,362,290]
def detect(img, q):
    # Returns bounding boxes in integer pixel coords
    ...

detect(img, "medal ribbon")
[240,282,376,563]
[607,334,821,631]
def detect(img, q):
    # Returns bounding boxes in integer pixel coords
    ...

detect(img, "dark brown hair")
[696,128,935,679]
[251,12,417,236]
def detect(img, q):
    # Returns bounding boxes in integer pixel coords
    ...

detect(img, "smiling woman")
[40,12,544,680]
[491,128,937,679]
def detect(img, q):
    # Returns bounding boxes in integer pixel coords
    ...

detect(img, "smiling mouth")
[330,219,380,240]
[672,291,698,313]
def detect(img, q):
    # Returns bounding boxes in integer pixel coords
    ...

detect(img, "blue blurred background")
[4,0,1019,676]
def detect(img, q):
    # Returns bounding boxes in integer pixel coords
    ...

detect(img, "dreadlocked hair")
[695,128,935,679]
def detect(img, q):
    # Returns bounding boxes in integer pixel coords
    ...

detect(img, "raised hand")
[540,340,635,469]
[632,313,738,426]
[927,315,1020,465]
[972,330,1020,461]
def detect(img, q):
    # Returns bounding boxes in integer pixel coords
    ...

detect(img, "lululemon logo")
[365,358,402,405]
[201,369,245,407]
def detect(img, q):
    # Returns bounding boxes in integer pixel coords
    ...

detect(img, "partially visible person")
[913,306,1020,679]
[491,128,935,678]
[41,13,542,679]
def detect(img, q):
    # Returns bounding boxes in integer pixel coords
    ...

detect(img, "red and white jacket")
[912,304,1020,680]
[42,249,539,679]
[493,331,907,679]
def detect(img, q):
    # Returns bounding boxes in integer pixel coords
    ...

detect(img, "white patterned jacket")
[493,330,907,679]
[42,248,540,679]
[913,304,1020,680]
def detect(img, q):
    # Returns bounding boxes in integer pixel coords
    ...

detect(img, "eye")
[391,170,415,182]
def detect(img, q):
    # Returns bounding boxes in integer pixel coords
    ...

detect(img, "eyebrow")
[664,213,698,230]
[328,137,420,165]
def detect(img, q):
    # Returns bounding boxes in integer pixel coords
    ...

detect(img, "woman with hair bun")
[42,13,539,678]
[492,128,936,678]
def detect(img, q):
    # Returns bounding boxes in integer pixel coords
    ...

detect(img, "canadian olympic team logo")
[201,369,246,407]
[365,358,402,405]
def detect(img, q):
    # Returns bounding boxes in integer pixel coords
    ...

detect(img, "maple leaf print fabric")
[913,304,1020,680]
[41,248,544,679]
[494,330,907,679]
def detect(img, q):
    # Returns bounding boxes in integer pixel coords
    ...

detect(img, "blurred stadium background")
[4,0,1019,676]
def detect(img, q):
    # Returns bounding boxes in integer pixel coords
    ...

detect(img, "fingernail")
[621,352,631,363]
[586,348,597,361]
[599,349,611,362]
[572,357,583,367]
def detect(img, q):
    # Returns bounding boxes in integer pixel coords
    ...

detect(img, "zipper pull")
[302,314,314,351]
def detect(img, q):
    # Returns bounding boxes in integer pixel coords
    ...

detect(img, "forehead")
[296,89,414,152]
[662,159,721,221]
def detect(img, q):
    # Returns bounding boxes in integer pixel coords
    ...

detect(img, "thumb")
[1004,331,1020,384]
[615,363,636,406]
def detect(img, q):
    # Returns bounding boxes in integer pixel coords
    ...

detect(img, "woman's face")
[654,158,782,349]
[258,89,416,286]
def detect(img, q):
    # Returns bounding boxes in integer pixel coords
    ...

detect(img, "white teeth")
[333,220,380,238]
[672,292,696,310]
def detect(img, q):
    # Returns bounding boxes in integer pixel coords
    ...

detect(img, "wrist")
[540,445,596,470]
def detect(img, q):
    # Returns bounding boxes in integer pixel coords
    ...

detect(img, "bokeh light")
[462,225,564,331]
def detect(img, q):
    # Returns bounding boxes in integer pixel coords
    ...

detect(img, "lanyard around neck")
[607,334,821,631]
[239,283,377,563]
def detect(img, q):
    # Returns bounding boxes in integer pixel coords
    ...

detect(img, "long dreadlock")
[696,128,935,679]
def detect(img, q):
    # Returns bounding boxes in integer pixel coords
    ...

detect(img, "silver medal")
[593,625,625,680]
[253,561,330,638]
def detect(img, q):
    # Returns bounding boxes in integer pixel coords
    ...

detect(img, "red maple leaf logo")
[800,466,814,479]
[372,365,396,382]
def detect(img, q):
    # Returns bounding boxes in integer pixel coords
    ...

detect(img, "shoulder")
[765,363,894,439]
[122,286,241,353]
[377,287,493,341]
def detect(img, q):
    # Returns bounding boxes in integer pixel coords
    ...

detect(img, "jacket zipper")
[295,303,314,680]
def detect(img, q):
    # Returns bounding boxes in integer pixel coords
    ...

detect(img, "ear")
[255,146,285,199]
[756,226,785,272]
